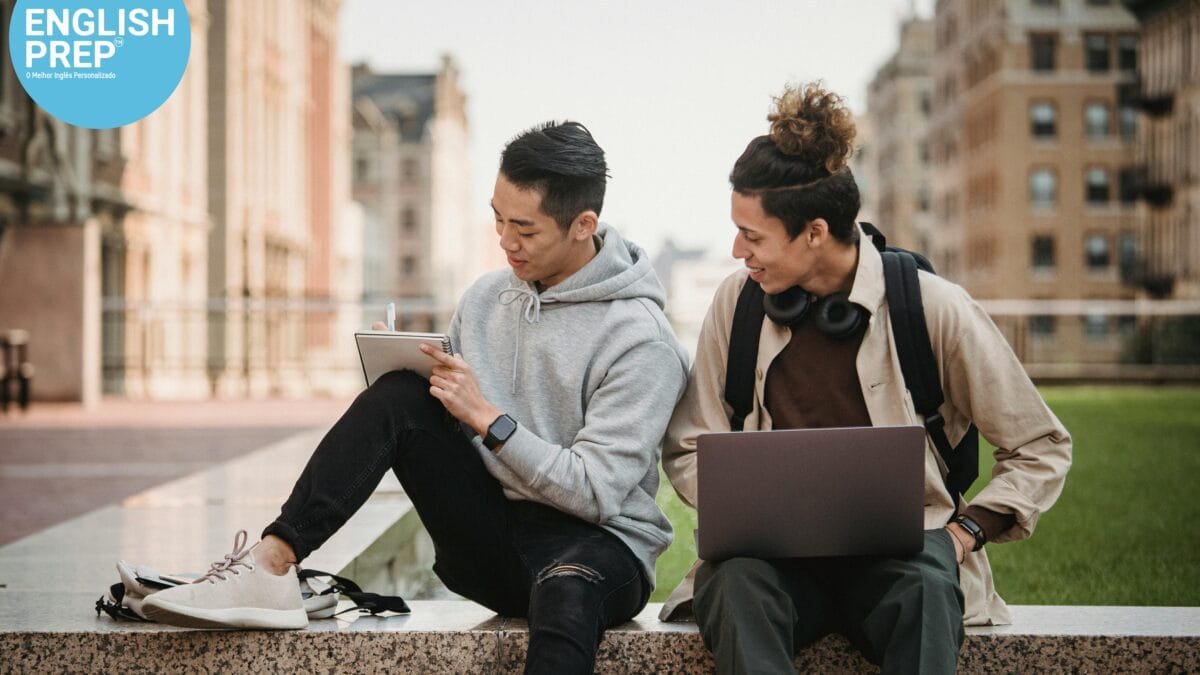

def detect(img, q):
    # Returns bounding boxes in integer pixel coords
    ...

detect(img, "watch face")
[490,414,517,441]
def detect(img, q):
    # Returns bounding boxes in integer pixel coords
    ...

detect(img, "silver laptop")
[696,425,925,561]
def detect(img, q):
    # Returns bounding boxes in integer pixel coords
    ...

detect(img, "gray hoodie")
[447,224,689,585]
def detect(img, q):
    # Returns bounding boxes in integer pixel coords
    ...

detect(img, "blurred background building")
[0,0,467,403]
[866,17,934,254]
[104,0,211,401]
[924,0,1140,370]
[1,0,1196,404]
[351,56,475,329]
[1122,0,1200,301]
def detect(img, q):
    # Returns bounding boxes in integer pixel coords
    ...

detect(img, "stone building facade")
[102,0,211,399]
[866,18,935,255]
[206,0,358,397]
[930,0,1140,366]
[352,57,474,329]
[0,0,362,402]
[1122,0,1200,300]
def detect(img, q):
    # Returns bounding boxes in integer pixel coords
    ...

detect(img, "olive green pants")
[693,529,965,675]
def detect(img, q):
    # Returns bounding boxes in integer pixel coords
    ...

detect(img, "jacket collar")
[847,223,887,315]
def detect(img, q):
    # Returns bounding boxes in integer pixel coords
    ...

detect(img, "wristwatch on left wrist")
[483,413,517,452]
[953,514,986,552]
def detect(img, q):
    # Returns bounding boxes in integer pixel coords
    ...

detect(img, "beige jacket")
[660,228,1072,626]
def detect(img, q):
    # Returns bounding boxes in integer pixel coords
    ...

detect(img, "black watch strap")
[953,514,986,551]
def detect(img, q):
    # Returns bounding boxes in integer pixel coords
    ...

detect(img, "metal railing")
[100,297,452,397]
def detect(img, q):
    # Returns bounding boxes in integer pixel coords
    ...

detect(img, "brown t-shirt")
[763,310,871,430]
[762,305,1014,541]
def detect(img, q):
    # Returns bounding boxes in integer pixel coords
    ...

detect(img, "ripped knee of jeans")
[535,561,605,586]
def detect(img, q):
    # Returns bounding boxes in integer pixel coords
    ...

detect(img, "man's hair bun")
[767,82,856,174]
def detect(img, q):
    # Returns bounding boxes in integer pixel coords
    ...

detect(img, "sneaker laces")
[197,530,255,584]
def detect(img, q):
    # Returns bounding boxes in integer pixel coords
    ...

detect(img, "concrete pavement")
[0,397,353,546]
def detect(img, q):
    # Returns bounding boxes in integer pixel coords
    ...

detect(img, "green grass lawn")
[652,385,1200,606]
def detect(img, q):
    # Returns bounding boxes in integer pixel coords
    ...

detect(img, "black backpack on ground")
[723,222,979,508]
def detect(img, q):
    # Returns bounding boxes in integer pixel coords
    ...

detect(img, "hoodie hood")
[509,223,666,309]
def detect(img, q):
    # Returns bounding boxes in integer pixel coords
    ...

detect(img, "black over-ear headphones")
[762,286,865,338]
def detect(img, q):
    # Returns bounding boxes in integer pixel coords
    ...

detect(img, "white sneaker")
[141,530,308,630]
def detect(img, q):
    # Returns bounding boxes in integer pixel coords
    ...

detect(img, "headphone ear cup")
[814,292,865,338]
[762,286,812,327]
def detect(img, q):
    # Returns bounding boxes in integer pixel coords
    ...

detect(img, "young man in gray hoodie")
[141,122,690,674]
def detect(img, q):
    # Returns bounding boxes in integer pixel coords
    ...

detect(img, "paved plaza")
[0,397,352,546]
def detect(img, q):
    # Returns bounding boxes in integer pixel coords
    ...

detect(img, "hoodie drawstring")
[498,287,542,392]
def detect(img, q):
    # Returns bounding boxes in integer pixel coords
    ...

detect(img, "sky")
[340,0,934,258]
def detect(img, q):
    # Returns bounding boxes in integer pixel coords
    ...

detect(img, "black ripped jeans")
[264,370,649,674]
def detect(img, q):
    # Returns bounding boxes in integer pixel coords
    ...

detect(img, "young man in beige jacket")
[659,83,1072,674]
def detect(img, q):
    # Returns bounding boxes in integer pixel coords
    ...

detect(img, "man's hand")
[945,523,972,564]
[423,343,501,436]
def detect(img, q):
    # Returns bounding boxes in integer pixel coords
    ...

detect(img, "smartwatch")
[483,414,518,451]
[952,514,986,552]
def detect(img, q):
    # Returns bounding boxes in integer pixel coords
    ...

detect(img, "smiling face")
[729,191,815,295]
[491,172,598,290]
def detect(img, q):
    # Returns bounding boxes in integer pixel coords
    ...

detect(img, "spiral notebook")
[354,331,452,386]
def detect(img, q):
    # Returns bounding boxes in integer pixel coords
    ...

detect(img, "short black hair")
[499,121,609,230]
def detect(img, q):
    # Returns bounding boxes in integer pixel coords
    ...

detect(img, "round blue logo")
[9,0,191,129]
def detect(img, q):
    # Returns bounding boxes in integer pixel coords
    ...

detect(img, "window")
[1119,104,1137,139]
[1086,0,1111,4]
[1030,315,1056,339]
[402,158,418,183]
[1032,0,1059,6]
[1118,35,1137,71]
[1085,102,1111,138]
[1086,168,1111,204]
[401,256,416,278]
[1118,231,1138,269]
[1119,167,1139,203]
[1030,102,1056,137]
[402,207,417,233]
[1030,34,1057,72]
[1030,169,1056,207]
[355,158,369,182]
[1084,314,1110,341]
[1117,315,1137,336]
[920,92,932,117]
[1086,234,1111,269]
[1032,235,1056,270]
[1086,34,1111,72]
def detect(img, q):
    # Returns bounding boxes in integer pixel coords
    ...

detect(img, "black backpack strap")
[725,279,766,431]
[299,568,412,616]
[880,251,976,507]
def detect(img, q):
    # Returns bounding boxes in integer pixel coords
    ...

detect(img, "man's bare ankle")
[256,535,299,576]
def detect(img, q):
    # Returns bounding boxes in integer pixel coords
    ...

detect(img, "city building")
[1122,0,1200,300]
[207,0,358,397]
[851,113,880,227]
[931,0,1140,365]
[352,56,474,330]
[866,18,935,254]
[0,2,133,405]
[1,0,362,403]
[101,0,211,400]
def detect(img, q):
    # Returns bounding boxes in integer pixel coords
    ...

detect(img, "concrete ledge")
[2,598,1198,673]
[2,428,1197,672]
